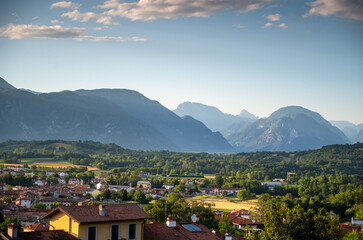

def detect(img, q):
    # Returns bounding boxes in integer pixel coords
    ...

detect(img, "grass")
[20,157,57,164]
[3,162,99,171]
[204,174,215,179]
[93,170,110,176]
[189,195,210,199]
[186,196,258,211]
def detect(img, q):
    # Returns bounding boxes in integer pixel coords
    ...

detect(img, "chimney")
[166,217,176,228]
[225,233,232,240]
[8,223,18,239]
[99,205,106,217]
[191,214,199,222]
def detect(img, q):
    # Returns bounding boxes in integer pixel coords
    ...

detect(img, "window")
[88,226,96,240]
[111,225,119,240]
[128,223,136,240]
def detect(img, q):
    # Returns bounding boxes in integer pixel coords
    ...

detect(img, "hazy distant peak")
[238,109,258,120]
[0,77,16,89]
[269,106,322,121]
[330,120,357,129]
[175,101,224,114]
[19,88,42,95]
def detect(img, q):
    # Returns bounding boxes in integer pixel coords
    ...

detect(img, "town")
[0,152,362,240]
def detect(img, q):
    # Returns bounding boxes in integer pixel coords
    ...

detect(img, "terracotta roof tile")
[22,223,49,231]
[41,203,150,223]
[144,222,219,240]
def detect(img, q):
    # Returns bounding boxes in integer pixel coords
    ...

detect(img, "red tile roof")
[144,222,219,240]
[22,223,49,231]
[41,204,150,223]
[0,230,80,240]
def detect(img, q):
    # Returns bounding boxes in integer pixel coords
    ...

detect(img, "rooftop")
[41,203,150,224]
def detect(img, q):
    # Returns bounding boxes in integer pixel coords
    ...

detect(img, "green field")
[19,158,64,164]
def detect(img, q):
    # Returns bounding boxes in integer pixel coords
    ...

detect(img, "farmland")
[187,195,258,211]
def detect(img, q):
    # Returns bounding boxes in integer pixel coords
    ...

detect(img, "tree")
[32,203,47,209]
[343,232,363,240]
[0,217,18,232]
[118,189,128,201]
[355,205,363,219]
[144,199,166,222]
[5,185,12,191]
[215,175,223,188]
[262,204,340,240]
[218,213,233,233]
[1,197,11,204]
[238,189,255,201]
[133,190,147,204]
[174,185,185,194]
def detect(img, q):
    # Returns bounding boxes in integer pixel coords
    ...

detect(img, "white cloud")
[97,0,273,21]
[51,19,59,24]
[0,24,146,42]
[278,23,288,29]
[50,1,80,9]
[266,13,280,21]
[61,10,97,22]
[96,16,119,25]
[264,22,273,27]
[303,0,363,21]
[32,16,39,20]
[61,10,119,25]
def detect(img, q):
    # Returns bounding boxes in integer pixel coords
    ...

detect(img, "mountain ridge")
[227,106,351,152]
[0,78,233,153]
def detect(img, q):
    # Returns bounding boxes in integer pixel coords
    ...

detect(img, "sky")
[0,0,362,124]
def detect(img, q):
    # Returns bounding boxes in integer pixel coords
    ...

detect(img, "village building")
[139,172,150,178]
[41,204,150,240]
[137,181,151,189]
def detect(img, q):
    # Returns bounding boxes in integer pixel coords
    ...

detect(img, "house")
[199,188,212,195]
[39,197,79,208]
[41,204,151,240]
[137,181,151,189]
[139,172,150,178]
[35,180,47,186]
[351,217,363,226]
[261,181,282,190]
[108,185,133,192]
[15,197,33,208]
[212,188,241,196]
[162,183,174,192]
[144,217,219,240]
[213,209,262,238]
[22,223,49,232]
[68,179,84,185]
[24,172,34,178]
[96,183,104,190]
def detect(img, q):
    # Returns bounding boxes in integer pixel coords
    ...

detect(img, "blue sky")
[0,0,362,123]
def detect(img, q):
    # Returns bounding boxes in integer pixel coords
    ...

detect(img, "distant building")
[139,172,150,178]
[137,181,151,189]
[261,181,282,190]
[68,179,84,185]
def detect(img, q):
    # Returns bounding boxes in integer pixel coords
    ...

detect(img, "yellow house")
[41,203,150,240]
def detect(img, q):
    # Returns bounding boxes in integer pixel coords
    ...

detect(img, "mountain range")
[226,106,350,152]
[0,77,357,152]
[330,120,363,143]
[0,78,232,152]
[173,102,257,134]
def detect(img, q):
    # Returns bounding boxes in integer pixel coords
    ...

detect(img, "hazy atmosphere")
[0,0,362,123]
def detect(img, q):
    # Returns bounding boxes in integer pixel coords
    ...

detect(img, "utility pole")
[165,194,167,222]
